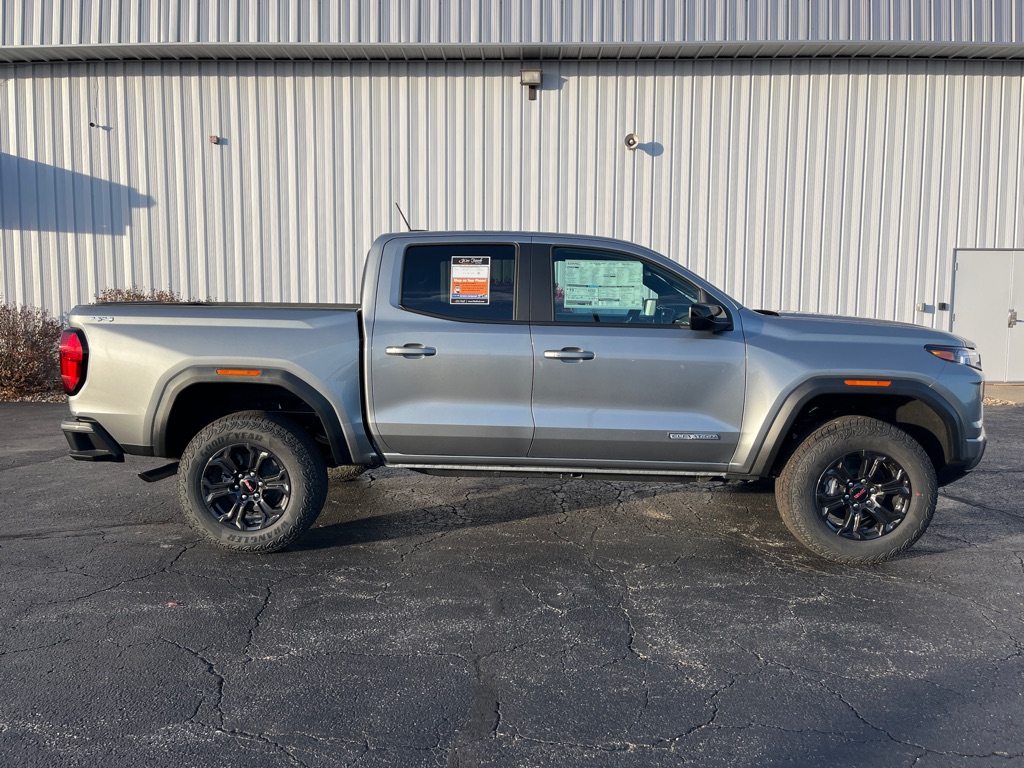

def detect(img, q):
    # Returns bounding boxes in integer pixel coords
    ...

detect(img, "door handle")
[543,347,596,362]
[385,343,437,358]
[1010,309,1018,328]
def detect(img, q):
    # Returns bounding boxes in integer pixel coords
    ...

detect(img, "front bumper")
[962,428,986,471]
[62,418,125,462]
[937,426,986,486]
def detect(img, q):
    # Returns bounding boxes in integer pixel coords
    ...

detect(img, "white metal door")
[952,251,1024,382]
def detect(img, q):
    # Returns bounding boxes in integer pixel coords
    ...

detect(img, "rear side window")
[401,244,517,322]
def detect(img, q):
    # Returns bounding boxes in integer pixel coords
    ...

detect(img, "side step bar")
[138,462,180,483]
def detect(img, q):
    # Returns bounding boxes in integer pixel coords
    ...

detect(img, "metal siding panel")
[761,61,792,311]
[3,57,1024,333]
[837,61,869,317]
[743,60,772,309]
[992,63,1020,246]
[781,60,809,312]
[802,61,830,314]
[897,62,928,321]
[915,62,950,321]
[5,1,1024,46]
[728,60,753,303]
[647,60,675,252]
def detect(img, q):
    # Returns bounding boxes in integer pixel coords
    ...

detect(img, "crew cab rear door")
[367,237,535,460]
[528,241,746,469]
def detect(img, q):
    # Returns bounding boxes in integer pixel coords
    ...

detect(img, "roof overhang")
[1,40,1022,65]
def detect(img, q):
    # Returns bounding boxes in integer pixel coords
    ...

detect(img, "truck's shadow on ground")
[291,468,1020,565]
[297,472,788,555]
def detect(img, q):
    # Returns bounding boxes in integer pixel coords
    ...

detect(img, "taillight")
[60,330,87,395]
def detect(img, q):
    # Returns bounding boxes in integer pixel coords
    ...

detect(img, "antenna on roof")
[395,203,423,232]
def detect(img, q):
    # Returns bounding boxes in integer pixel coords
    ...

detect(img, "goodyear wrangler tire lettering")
[178,410,328,553]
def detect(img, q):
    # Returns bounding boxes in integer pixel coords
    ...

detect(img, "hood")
[749,309,975,348]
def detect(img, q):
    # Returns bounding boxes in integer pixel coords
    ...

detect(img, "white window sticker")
[450,256,491,305]
[561,260,644,309]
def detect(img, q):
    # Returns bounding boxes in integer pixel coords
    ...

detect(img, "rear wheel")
[776,416,937,563]
[178,411,327,552]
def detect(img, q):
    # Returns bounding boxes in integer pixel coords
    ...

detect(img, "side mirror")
[689,303,733,332]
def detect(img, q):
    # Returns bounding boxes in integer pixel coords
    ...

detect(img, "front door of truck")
[529,244,746,469]
[368,240,535,460]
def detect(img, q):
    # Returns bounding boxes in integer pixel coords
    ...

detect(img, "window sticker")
[561,260,644,309]
[450,256,491,305]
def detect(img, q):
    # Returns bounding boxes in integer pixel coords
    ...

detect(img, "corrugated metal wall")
[2,57,1023,325]
[2,0,1022,47]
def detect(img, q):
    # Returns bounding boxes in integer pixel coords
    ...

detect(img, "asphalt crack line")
[0,638,73,657]
[159,638,226,728]
[242,583,276,662]
[445,588,503,768]
[502,724,670,755]
[941,491,1024,522]
[808,678,1021,759]
[0,517,180,542]
[211,727,312,767]
[34,543,192,604]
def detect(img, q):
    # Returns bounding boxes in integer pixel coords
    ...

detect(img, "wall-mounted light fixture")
[520,68,542,101]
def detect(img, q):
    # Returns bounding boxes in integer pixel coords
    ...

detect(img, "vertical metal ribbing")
[2,57,1024,327]
[3,1,1024,45]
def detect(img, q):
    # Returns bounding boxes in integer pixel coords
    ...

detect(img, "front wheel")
[776,416,937,563]
[178,411,328,553]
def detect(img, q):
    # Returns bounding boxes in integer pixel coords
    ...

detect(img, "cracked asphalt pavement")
[1,402,1022,767]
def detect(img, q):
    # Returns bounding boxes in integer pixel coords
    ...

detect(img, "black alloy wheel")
[201,443,291,531]
[815,450,911,540]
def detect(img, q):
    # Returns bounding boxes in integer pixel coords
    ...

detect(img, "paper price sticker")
[450,256,491,305]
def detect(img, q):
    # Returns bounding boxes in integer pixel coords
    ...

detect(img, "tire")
[327,464,368,482]
[776,416,937,564]
[178,411,328,553]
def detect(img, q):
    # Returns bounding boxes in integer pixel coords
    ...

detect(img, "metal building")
[1,1,1023,379]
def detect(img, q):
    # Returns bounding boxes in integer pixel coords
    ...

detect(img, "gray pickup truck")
[60,231,986,562]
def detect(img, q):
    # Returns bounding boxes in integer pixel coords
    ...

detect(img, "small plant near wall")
[95,286,184,303]
[0,288,212,401]
[0,298,64,401]
[94,286,214,304]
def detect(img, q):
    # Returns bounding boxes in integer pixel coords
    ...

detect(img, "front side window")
[552,247,701,326]
[401,244,517,322]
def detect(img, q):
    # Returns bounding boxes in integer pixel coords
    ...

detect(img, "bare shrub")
[94,286,214,304]
[95,286,184,303]
[0,298,64,400]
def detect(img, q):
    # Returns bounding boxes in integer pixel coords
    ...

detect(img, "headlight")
[926,345,982,370]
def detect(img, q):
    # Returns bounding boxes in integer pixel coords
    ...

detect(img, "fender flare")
[150,367,372,465]
[745,377,967,477]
